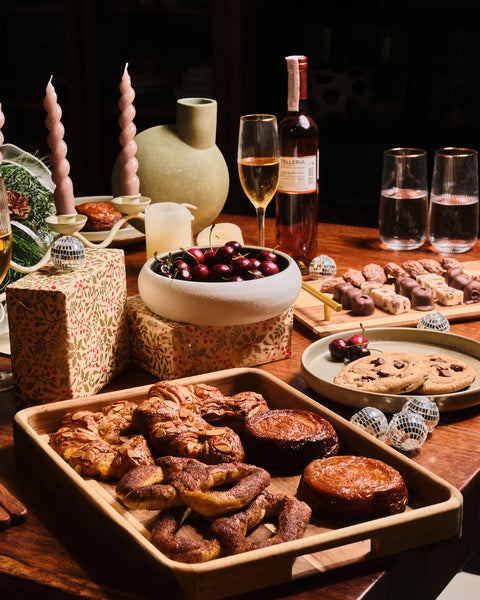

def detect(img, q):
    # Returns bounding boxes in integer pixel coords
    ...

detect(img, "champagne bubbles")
[387,411,429,452]
[350,406,389,441]
[417,311,450,332]
[309,255,337,280]
[401,396,440,432]
[51,236,85,271]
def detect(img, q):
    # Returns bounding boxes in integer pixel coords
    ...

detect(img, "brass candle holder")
[9,194,151,274]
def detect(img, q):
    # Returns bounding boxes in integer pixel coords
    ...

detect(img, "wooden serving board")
[294,260,480,338]
[13,368,462,600]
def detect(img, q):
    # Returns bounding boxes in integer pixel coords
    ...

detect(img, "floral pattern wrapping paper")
[128,295,294,380]
[7,249,130,410]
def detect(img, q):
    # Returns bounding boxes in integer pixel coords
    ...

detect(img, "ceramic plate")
[75,196,144,243]
[301,327,480,413]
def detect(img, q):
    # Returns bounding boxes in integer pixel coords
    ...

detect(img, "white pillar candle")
[145,202,194,259]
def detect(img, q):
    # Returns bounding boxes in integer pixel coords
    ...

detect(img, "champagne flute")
[238,114,280,247]
[0,175,13,391]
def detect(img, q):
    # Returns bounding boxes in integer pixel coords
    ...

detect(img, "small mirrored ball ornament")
[417,311,450,332]
[51,236,86,271]
[309,254,337,280]
[401,396,440,432]
[387,411,428,451]
[350,406,389,440]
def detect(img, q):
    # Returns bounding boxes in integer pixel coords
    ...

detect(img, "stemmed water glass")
[237,114,280,247]
[0,175,13,391]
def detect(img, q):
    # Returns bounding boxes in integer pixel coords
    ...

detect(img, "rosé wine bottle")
[275,55,318,275]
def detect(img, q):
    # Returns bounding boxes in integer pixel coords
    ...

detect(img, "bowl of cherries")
[138,242,302,326]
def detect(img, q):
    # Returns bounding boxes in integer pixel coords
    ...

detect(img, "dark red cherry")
[191,264,209,281]
[232,256,251,274]
[246,269,263,280]
[208,263,233,281]
[257,249,277,262]
[229,275,244,282]
[182,247,204,267]
[328,338,348,361]
[174,267,192,280]
[346,334,368,349]
[249,258,261,270]
[226,240,242,252]
[347,345,371,361]
[215,245,236,264]
[203,248,218,267]
[259,260,280,276]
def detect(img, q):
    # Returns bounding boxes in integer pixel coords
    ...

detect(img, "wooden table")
[0,215,479,600]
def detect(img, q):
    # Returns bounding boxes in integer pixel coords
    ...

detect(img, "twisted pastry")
[211,490,312,554]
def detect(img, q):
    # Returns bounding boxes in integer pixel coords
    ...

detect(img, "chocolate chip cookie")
[333,353,427,394]
[417,353,476,394]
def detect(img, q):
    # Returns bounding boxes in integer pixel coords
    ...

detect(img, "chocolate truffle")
[445,266,464,285]
[463,280,480,303]
[350,294,375,316]
[333,281,353,303]
[411,286,435,311]
[450,273,472,290]
[398,277,420,300]
[341,286,362,310]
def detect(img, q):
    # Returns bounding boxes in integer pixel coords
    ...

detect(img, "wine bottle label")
[278,155,317,193]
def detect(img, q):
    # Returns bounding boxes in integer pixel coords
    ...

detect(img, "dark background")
[2,0,480,228]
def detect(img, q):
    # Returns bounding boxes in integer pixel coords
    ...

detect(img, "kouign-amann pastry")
[333,352,427,394]
[297,455,408,520]
[77,201,124,231]
[417,353,476,394]
[244,409,339,471]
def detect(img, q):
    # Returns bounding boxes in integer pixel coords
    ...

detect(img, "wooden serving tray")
[13,368,462,600]
[295,260,480,338]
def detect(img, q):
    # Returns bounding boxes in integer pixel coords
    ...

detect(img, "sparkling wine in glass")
[0,176,13,391]
[238,114,280,246]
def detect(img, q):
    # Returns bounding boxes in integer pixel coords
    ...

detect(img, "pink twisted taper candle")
[43,76,76,215]
[118,63,140,196]
[0,103,4,167]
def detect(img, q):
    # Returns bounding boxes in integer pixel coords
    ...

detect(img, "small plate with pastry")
[75,196,144,244]
[301,327,480,413]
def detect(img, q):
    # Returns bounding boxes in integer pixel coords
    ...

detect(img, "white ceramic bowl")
[138,246,302,326]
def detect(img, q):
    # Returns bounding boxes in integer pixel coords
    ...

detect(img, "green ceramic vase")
[111,98,230,234]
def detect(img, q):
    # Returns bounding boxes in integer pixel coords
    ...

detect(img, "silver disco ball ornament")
[309,254,337,280]
[350,406,389,441]
[387,411,428,452]
[417,311,450,332]
[401,396,440,432]
[51,236,86,271]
